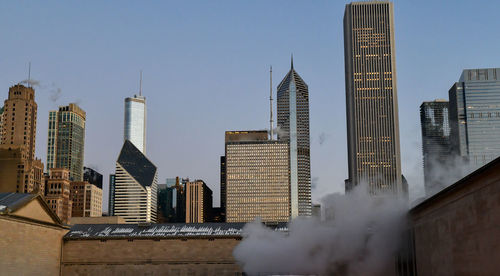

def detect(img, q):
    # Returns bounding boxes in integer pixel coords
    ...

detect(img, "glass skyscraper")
[46,103,86,181]
[343,1,403,195]
[277,60,312,217]
[124,95,146,153]
[420,100,452,195]
[449,68,500,171]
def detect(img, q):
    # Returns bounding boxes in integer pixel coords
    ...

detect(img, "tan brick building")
[0,193,68,275]
[186,179,213,223]
[0,84,44,194]
[70,181,102,217]
[45,168,73,224]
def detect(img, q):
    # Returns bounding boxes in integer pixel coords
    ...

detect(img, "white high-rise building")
[113,140,158,223]
[124,95,146,153]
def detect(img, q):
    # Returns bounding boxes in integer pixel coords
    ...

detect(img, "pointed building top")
[291,54,294,69]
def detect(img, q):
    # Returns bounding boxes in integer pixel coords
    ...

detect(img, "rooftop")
[65,222,288,240]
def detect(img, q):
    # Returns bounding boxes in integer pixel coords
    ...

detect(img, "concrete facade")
[410,156,500,275]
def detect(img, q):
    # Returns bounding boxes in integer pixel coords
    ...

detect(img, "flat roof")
[65,222,288,240]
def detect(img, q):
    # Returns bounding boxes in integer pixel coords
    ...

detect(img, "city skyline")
[1,1,500,208]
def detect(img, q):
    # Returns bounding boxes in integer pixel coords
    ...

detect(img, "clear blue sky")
[1,1,499,209]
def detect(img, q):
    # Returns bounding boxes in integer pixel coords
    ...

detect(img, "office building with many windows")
[225,130,290,223]
[343,1,403,195]
[185,180,213,223]
[0,84,44,194]
[449,68,500,172]
[46,103,86,181]
[112,140,158,223]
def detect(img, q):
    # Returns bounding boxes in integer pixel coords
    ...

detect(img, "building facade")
[225,131,290,223]
[157,182,176,223]
[0,105,4,142]
[0,84,44,194]
[343,1,403,194]
[108,174,115,216]
[124,95,146,153]
[276,60,312,217]
[45,168,73,224]
[46,103,86,181]
[185,180,213,223]
[420,100,452,195]
[83,166,103,189]
[112,140,158,223]
[220,156,226,213]
[449,68,500,173]
[70,181,102,217]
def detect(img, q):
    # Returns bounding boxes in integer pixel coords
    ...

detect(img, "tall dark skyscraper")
[420,100,452,195]
[277,59,311,217]
[449,68,500,172]
[343,1,403,194]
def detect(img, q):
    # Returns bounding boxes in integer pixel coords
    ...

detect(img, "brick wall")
[62,238,243,275]
[411,164,500,275]
[0,217,67,275]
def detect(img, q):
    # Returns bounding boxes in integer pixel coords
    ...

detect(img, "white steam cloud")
[233,185,408,275]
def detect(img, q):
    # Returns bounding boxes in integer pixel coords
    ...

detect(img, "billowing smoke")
[18,79,64,103]
[422,154,473,199]
[50,87,62,102]
[268,126,288,139]
[233,185,408,275]
[319,132,330,146]
[19,79,41,87]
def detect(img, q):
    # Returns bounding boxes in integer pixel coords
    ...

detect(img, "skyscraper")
[343,1,403,194]
[420,100,452,195]
[276,59,312,217]
[449,68,500,171]
[0,84,44,194]
[225,130,290,223]
[185,180,213,223]
[112,140,158,223]
[124,95,146,153]
[46,103,86,181]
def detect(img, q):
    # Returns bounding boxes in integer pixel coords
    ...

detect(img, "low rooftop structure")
[65,222,288,240]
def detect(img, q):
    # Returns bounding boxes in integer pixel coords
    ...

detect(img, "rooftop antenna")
[139,70,143,96]
[28,62,31,87]
[270,66,274,140]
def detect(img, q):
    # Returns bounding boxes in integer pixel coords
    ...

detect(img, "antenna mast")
[270,66,274,140]
[28,62,31,87]
[139,70,143,96]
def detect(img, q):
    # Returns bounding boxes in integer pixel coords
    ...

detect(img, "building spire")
[291,54,294,69]
[139,70,143,96]
[270,65,274,140]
